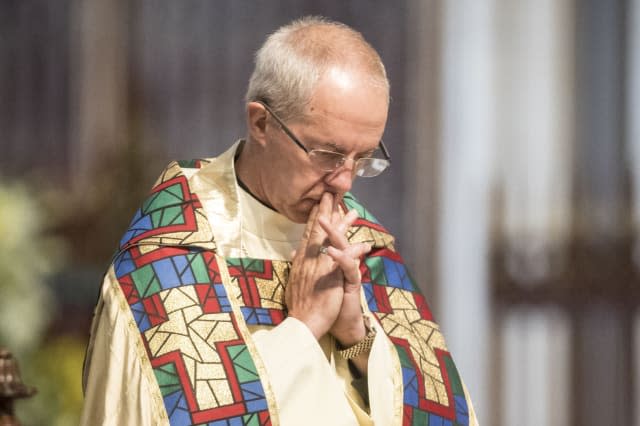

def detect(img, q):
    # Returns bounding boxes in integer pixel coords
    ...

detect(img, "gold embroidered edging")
[390,330,404,425]
[216,254,281,426]
[106,266,170,425]
[359,291,404,425]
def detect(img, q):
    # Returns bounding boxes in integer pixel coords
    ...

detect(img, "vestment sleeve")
[250,316,402,425]
[80,267,166,426]
[463,381,480,426]
[250,317,362,426]
[363,319,404,425]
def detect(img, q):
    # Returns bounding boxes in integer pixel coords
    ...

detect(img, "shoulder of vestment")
[116,159,216,256]
[342,192,396,251]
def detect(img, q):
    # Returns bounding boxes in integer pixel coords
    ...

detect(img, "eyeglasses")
[257,101,391,178]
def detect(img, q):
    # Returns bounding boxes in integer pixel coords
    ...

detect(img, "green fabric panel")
[342,192,380,224]
[141,191,160,213]
[343,195,367,218]
[240,258,265,273]
[227,258,266,274]
[226,258,243,267]
[153,362,182,397]
[188,253,210,283]
[165,183,185,200]
[131,264,161,297]
[153,205,185,228]
[176,158,210,169]
[444,355,464,396]
[143,185,184,213]
[242,413,261,426]
[227,345,260,383]
[412,408,429,425]
[150,209,163,228]
[395,345,413,370]
[365,257,387,285]
[177,159,198,168]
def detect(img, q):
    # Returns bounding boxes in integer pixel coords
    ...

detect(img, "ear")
[246,102,269,147]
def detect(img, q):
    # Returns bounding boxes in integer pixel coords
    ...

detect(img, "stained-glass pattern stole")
[344,191,470,424]
[113,245,471,425]
[361,248,470,425]
[112,160,471,425]
[113,160,273,425]
[114,247,272,425]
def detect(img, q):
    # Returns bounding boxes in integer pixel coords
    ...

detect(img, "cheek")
[265,149,325,204]
[292,168,326,192]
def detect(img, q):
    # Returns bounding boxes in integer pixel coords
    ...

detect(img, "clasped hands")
[285,192,372,350]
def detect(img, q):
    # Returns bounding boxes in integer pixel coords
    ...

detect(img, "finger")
[326,243,371,283]
[318,209,359,250]
[338,209,359,234]
[328,250,361,285]
[301,204,320,241]
[318,216,348,249]
[298,204,320,257]
[313,193,333,242]
[331,207,341,229]
[331,197,342,225]
[341,242,372,260]
[332,193,341,213]
[305,193,333,257]
[326,208,358,235]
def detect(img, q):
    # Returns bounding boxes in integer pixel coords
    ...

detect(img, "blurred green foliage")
[0,181,83,425]
[0,182,59,355]
[17,336,85,426]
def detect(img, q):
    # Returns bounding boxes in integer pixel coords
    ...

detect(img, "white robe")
[80,141,478,426]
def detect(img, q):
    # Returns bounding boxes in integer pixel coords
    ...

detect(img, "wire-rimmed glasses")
[257,101,391,178]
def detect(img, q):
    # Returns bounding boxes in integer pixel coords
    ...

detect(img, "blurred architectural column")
[575,0,627,242]
[636,311,640,426]
[439,0,495,421]
[496,0,574,284]
[500,308,570,426]
[573,0,631,424]
[629,0,640,262]
[69,0,129,191]
[627,0,640,425]
[494,1,574,424]
[403,0,441,299]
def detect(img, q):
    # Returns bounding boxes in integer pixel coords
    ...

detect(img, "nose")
[325,158,356,193]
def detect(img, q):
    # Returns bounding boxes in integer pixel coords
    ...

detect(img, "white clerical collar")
[237,184,306,245]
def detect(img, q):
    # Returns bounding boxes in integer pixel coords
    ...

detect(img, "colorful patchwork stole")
[112,160,471,426]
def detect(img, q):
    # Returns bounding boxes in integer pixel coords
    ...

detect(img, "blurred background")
[0,0,638,424]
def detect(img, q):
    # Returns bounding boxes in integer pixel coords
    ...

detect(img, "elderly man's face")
[262,68,389,223]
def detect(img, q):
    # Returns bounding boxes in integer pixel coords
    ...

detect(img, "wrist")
[287,311,328,341]
[337,318,376,360]
[333,318,367,348]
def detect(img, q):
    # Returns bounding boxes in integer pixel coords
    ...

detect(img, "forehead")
[296,69,388,152]
[307,68,389,119]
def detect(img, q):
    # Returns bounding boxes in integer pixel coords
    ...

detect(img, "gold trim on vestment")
[106,266,170,425]
[216,253,282,426]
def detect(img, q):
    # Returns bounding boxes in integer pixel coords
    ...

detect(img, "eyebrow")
[303,136,341,152]
[322,141,344,152]
[313,139,378,157]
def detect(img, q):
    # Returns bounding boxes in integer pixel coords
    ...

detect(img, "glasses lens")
[355,158,390,177]
[308,150,345,172]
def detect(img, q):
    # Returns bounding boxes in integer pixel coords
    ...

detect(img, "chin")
[286,203,314,224]
[288,210,310,224]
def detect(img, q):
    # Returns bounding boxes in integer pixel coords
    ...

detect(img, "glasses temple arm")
[379,140,391,161]
[255,100,309,153]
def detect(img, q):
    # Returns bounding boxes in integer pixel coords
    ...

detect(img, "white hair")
[245,16,389,122]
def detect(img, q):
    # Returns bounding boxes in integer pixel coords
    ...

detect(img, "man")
[81,16,478,426]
